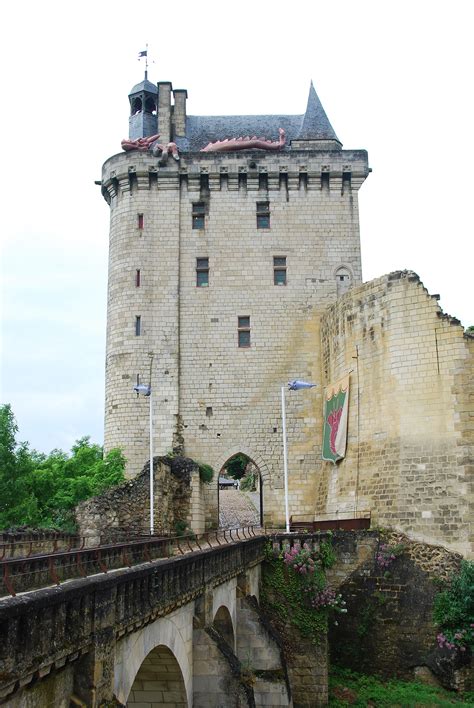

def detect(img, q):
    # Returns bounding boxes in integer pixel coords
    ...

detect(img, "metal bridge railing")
[0,526,262,597]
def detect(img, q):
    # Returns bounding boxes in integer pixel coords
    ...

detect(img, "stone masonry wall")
[320,271,473,557]
[101,147,369,531]
[76,456,200,543]
[330,532,472,691]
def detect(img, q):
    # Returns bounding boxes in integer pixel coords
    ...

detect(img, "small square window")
[273,256,287,285]
[257,201,270,229]
[192,202,206,230]
[238,316,250,347]
[196,257,209,287]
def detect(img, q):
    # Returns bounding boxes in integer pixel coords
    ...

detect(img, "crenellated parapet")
[101,148,369,204]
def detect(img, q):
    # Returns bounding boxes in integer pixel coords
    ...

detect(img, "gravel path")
[219,489,260,529]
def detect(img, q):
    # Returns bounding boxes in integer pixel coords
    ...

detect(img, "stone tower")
[101,76,369,526]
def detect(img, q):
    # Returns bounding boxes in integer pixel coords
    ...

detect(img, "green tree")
[0,404,126,531]
[0,405,38,527]
[224,453,249,480]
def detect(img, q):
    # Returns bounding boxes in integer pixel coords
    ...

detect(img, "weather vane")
[138,44,149,79]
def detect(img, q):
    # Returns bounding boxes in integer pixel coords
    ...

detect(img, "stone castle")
[100,75,472,557]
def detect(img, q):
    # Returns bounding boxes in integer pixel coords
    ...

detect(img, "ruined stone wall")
[330,532,472,691]
[320,271,473,557]
[101,147,369,529]
[76,456,200,543]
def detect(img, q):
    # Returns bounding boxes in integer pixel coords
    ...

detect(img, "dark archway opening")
[132,97,142,115]
[145,96,157,114]
[218,453,263,529]
[213,605,235,650]
[127,644,187,707]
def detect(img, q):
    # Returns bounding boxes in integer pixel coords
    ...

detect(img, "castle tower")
[101,77,369,526]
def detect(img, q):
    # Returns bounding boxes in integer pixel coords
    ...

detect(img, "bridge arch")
[213,605,235,649]
[114,610,193,706]
[127,645,187,707]
[211,577,237,652]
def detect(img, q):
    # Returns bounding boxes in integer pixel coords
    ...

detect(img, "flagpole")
[281,385,290,533]
[281,379,316,533]
[148,351,154,535]
[149,386,154,535]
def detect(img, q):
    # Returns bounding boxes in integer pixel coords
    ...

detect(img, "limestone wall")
[101,147,369,529]
[320,271,473,556]
[330,532,472,690]
[76,456,203,543]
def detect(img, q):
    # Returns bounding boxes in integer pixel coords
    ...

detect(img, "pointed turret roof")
[297,82,340,143]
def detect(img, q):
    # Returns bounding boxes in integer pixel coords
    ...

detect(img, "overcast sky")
[1,0,472,454]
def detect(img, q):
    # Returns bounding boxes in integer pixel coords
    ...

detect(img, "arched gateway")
[216,450,265,528]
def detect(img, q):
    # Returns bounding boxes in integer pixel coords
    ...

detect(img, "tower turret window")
[138,213,144,230]
[335,267,352,296]
[238,316,251,348]
[196,258,209,287]
[192,202,206,230]
[135,316,141,336]
[273,256,287,285]
[257,201,270,229]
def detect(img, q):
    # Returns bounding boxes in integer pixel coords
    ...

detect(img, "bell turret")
[128,78,158,141]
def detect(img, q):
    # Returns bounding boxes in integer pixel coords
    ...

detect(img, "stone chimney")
[157,81,172,144]
[173,89,188,138]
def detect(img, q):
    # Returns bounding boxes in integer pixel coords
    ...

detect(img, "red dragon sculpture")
[121,134,179,164]
[200,128,286,153]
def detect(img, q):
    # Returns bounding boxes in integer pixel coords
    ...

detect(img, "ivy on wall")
[261,538,345,644]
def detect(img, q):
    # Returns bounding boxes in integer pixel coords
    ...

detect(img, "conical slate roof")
[297,82,340,143]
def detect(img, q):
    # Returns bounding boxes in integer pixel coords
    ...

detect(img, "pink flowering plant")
[437,627,474,653]
[311,586,347,614]
[283,543,319,578]
[375,542,405,570]
[281,542,343,614]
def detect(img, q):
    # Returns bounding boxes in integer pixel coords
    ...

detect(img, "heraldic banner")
[322,374,350,464]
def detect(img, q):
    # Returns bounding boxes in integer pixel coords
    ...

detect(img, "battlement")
[101,148,369,204]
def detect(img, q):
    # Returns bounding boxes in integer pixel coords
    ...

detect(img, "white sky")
[1,0,472,454]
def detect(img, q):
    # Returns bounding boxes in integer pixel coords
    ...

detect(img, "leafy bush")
[240,470,257,491]
[434,560,474,651]
[198,462,214,484]
[173,519,195,539]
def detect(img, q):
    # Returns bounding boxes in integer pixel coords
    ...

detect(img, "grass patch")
[329,666,474,707]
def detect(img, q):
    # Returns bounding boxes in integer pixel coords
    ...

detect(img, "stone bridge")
[0,536,300,707]
[2,530,418,707]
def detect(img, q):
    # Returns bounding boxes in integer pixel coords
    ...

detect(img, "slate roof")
[175,82,340,152]
[297,82,340,142]
[129,79,158,96]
